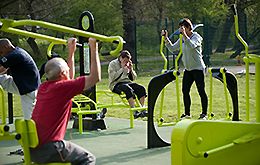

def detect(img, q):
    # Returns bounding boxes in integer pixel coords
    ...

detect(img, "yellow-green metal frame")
[0,86,5,125]
[233,11,260,122]
[0,19,123,56]
[71,94,101,134]
[208,68,232,121]
[96,90,147,128]
[157,34,182,127]
[15,119,71,165]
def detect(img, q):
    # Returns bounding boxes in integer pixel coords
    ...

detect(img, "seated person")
[108,50,147,118]
[30,38,100,164]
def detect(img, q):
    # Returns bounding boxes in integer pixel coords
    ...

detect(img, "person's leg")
[0,74,20,95]
[113,82,135,107]
[63,140,96,165]
[193,70,208,115]
[128,83,147,106]
[127,97,135,108]
[139,96,145,106]
[182,70,194,116]
[30,140,96,165]
[113,82,141,118]
[129,83,148,117]
[20,90,37,119]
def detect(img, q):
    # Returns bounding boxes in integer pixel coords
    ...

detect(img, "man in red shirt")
[31,38,100,165]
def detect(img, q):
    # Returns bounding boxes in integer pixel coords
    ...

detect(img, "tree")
[122,0,136,63]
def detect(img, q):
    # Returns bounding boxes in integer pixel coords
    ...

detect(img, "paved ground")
[0,117,172,165]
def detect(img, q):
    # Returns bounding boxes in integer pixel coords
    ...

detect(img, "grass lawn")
[1,64,255,123]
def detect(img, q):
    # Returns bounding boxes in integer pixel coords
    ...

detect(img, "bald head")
[0,39,15,57]
[45,58,69,81]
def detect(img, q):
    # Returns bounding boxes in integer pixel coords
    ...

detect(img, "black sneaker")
[133,111,141,119]
[180,114,192,120]
[100,108,107,119]
[10,149,23,155]
[140,110,148,117]
[198,114,208,120]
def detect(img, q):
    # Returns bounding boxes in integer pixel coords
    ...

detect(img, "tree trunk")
[122,0,136,63]
[27,37,40,55]
[215,16,234,53]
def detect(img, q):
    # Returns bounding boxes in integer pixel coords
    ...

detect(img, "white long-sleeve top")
[166,32,205,71]
[108,58,137,91]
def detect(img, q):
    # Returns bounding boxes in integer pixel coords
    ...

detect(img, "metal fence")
[134,15,259,71]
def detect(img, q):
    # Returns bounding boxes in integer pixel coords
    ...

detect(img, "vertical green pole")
[165,18,169,70]
[175,34,182,120]
[208,69,213,119]
[134,20,138,70]
[0,86,5,125]
[172,21,175,68]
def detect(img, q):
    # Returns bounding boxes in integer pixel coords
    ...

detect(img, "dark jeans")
[30,140,96,165]
[113,82,147,100]
[182,70,208,115]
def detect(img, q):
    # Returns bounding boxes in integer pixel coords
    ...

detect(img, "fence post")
[203,16,207,65]
[134,20,138,70]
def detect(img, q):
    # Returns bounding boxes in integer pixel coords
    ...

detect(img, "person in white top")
[161,18,208,120]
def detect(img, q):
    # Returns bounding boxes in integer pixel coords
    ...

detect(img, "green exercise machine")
[170,4,260,164]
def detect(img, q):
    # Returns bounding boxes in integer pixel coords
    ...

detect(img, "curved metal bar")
[0,19,123,55]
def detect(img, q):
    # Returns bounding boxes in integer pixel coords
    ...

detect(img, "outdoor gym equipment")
[0,19,124,56]
[147,33,182,148]
[15,119,71,165]
[170,4,260,164]
[96,90,147,128]
[208,67,239,121]
[0,11,124,131]
[157,33,182,127]
[71,94,104,134]
[0,85,17,142]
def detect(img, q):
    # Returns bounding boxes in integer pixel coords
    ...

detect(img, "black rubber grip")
[113,40,126,44]
[210,68,227,73]
[101,51,111,56]
[231,4,237,16]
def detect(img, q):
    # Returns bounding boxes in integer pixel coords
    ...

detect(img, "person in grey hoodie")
[161,18,208,120]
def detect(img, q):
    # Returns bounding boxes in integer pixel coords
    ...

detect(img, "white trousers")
[0,74,37,119]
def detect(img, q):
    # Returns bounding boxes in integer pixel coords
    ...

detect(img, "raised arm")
[83,38,101,90]
[67,38,77,79]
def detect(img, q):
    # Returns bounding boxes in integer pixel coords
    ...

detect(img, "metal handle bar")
[0,19,123,56]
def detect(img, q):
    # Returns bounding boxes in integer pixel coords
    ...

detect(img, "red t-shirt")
[31,76,85,148]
